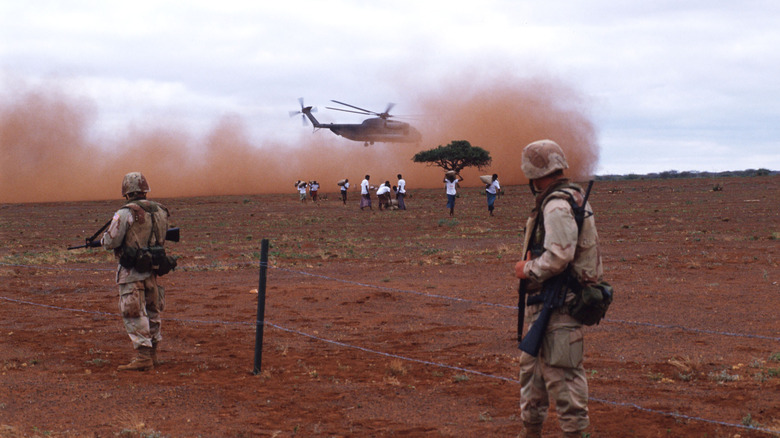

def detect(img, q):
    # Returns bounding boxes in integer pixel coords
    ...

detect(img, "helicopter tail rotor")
[290,98,316,126]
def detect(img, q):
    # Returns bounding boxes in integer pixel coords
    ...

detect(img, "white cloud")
[2,0,779,173]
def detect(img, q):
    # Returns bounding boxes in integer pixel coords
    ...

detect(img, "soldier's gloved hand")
[515,260,529,279]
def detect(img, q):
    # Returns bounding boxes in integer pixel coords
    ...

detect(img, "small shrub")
[708,369,739,382]
[742,413,762,428]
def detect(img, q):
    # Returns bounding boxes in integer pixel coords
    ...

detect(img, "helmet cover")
[521,139,569,180]
[121,172,151,196]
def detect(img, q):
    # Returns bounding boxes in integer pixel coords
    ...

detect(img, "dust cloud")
[0,74,598,203]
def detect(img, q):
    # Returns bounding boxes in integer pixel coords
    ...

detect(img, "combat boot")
[117,346,154,371]
[150,342,160,366]
[520,422,543,438]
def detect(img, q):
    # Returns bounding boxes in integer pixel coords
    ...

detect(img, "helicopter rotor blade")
[330,100,377,115]
[325,106,372,116]
[381,102,396,118]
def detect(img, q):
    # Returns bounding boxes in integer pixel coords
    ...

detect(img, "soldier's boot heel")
[520,422,543,438]
[117,346,154,371]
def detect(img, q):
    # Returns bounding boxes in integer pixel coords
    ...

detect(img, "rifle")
[68,221,180,250]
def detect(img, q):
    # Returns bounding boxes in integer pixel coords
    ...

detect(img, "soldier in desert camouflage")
[514,140,603,437]
[101,172,171,371]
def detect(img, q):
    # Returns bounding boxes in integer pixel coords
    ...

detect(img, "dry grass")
[387,358,408,376]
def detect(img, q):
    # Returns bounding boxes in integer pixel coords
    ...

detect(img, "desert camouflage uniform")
[519,180,603,433]
[101,200,169,350]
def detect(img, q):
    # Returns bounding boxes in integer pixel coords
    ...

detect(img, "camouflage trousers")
[519,308,589,433]
[118,276,163,349]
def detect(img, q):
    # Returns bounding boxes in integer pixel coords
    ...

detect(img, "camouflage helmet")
[121,172,151,197]
[521,139,569,180]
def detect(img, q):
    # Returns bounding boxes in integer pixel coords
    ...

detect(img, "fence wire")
[0,261,778,435]
[4,261,776,341]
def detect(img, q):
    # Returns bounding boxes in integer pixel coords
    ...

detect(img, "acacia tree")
[412,140,492,174]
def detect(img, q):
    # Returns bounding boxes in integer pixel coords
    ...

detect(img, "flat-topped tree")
[412,140,492,175]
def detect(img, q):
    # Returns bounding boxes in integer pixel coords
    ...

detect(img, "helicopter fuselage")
[301,106,421,144]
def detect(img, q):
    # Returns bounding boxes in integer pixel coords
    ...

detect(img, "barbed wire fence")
[0,260,778,435]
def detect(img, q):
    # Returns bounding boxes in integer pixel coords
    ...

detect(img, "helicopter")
[290,98,422,147]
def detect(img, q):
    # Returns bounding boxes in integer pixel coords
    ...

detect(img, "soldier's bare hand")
[515,260,529,279]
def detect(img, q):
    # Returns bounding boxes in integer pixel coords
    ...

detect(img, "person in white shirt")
[444,173,463,216]
[297,181,307,202]
[485,173,501,216]
[309,180,320,203]
[396,174,407,210]
[340,178,350,205]
[376,181,392,210]
[360,175,372,210]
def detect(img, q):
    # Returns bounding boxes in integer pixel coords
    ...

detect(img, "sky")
[1,1,779,202]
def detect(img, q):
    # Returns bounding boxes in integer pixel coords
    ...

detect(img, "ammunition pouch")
[568,281,613,326]
[150,246,177,276]
[119,245,177,276]
[119,246,142,270]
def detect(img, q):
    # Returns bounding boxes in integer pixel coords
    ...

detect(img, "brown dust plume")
[0,75,598,203]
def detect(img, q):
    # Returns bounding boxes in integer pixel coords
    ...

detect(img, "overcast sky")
[2,0,778,174]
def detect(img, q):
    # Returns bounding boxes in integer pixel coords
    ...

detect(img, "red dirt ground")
[1,176,778,437]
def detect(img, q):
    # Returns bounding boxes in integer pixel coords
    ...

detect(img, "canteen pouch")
[568,281,613,326]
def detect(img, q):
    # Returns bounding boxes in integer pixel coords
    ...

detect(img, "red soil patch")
[1,176,778,437]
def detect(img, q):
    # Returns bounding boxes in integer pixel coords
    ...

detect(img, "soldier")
[514,140,602,437]
[101,172,172,371]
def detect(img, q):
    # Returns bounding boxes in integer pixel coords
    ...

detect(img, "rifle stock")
[518,273,568,357]
[519,300,553,357]
[165,227,180,243]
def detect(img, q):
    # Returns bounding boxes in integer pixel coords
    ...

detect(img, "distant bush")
[596,169,778,181]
